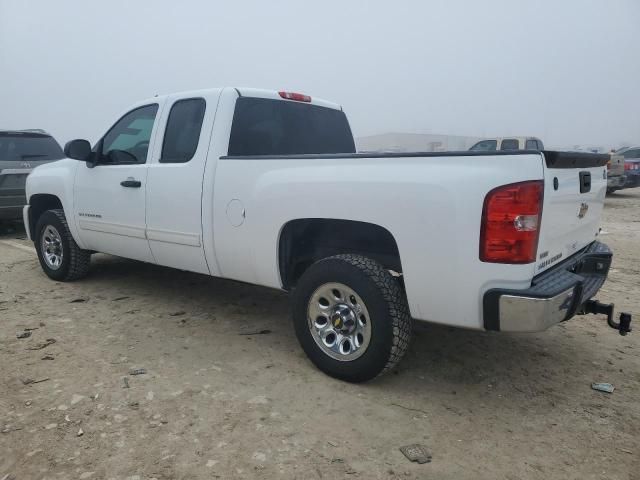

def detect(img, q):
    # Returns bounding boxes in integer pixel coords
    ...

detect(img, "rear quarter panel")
[212,153,545,329]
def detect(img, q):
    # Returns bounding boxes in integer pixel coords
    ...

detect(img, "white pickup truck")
[23,87,631,382]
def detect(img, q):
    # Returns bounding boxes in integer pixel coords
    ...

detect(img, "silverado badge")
[578,202,589,219]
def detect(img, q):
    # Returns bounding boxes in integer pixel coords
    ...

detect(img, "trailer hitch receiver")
[580,300,632,336]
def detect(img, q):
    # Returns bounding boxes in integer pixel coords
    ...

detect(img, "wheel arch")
[28,193,64,237]
[277,218,403,290]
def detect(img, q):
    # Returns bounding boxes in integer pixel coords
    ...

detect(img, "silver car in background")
[0,130,64,220]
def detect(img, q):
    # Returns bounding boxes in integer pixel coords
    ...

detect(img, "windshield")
[228,97,355,156]
[0,133,64,161]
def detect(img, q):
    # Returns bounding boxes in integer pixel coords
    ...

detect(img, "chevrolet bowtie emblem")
[578,202,589,219]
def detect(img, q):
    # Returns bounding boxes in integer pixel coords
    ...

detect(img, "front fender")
[26,160,86,249]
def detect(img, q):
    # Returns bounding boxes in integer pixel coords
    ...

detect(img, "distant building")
[356,132,482,153]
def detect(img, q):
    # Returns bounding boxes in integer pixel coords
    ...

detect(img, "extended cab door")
[145,91,220,274]
[73,103,161,262]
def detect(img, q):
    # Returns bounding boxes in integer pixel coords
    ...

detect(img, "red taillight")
[278,91,311,103]
[480,180,544,264]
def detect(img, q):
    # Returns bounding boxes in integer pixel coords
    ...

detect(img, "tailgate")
[608,154,625,177]
[0,166,31,207]
[535,151,609,275]
[0,158,52,207]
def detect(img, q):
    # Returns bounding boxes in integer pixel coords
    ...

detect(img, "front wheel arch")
[28,194,63,236]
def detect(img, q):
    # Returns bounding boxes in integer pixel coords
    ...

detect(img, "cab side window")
[525,139,538,150]
[160,98,206,163]
[100,104,158,165]
[470,140,497,151]
[500,139,520,151]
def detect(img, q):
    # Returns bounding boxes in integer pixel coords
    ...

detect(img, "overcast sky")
[1,0,638,149]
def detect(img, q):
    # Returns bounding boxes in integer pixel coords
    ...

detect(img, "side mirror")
[64,139,92,161]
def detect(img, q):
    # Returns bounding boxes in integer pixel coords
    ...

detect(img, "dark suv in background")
[0,130,64,220]
[615,146,640,189]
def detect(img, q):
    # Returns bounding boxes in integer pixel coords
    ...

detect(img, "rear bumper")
[0,205,25,220]
[624,174,640,188]
[483,241,612,332]
[0,189,27,219]
[607,175,626,190]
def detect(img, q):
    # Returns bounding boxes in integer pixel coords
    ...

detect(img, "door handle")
[120,178,141,188]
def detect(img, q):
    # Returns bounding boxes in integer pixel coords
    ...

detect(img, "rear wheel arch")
[277,218,403,290]
[291,253,412,382]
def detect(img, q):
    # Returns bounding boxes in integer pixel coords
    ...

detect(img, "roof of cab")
[0,129,51,136]
[234,88,342,110]
[143,87,342,111]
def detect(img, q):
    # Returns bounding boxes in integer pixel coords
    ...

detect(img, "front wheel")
[35,209,91,281]
[292,254,412,382]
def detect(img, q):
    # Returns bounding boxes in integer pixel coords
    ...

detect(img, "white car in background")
[469,136,545,152]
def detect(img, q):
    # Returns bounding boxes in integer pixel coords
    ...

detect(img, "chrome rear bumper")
[483,242,612,332]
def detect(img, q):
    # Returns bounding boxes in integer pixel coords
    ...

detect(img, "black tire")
[34,209,91,281]
[292,254,412,382]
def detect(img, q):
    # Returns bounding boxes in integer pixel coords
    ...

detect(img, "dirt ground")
[1,191,639,480]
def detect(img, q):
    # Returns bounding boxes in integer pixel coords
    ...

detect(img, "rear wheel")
[292,254,412,382]
[35,209,91,281]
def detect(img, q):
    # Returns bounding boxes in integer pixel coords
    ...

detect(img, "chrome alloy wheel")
[307,282,372,361]
[41,225,64,270]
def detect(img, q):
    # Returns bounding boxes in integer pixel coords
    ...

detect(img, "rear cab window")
[0,133,64,161]
[228,97,355,156]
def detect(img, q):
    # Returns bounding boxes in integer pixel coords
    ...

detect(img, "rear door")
[0,132,64,217]
[145,91,220,274]
[535,151,609,274]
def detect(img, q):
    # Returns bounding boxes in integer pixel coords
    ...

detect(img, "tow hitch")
[580,300,632,336]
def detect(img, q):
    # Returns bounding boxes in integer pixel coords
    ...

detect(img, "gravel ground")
[1,190,639,480]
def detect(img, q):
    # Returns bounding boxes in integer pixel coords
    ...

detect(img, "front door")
[74,103,161,262]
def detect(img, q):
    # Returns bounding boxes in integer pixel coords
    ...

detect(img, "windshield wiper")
[20,154,48,159]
